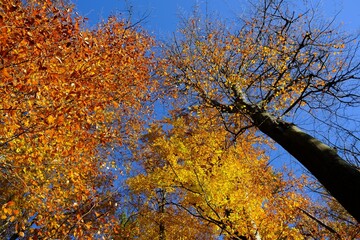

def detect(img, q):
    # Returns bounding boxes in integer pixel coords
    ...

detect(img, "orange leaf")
[13,209,20,215]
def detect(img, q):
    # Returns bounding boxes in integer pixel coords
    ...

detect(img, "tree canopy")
[160,0,360,223]
[0,0,359,239]
[1,0,155,238]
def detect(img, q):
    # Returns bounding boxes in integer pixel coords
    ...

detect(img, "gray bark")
[249,108,360,222]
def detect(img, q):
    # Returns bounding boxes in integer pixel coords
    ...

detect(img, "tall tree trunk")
[249,109,360,222]
[158,190,166,240]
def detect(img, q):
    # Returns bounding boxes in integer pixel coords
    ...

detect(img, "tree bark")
[249,109,360,222]
[158,190,166,240]
[9,233,19,240]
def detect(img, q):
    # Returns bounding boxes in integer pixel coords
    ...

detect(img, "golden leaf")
[47,115,55,124]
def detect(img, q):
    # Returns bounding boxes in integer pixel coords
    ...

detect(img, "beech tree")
[2,0,360,238]
[161,0,360,222]
[127,109,359,239]
[0,0,155,238]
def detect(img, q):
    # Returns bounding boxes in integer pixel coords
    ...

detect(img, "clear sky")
[72,0,244,39]
[72,0,360,36]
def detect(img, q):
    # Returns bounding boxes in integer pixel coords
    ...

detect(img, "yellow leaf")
[47,115,55,124]
[3,208,11,215]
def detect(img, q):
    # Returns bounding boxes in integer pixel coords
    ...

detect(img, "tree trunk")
[158,190,166,240]
[249,109,360,222]
[9,233,19,240]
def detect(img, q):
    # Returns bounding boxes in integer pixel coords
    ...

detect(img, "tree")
[0,0,155,238]
[126,109,360,239]
[161,0,360,221]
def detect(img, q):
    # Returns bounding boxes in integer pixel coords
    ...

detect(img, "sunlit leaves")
[127,110,312,239]
[1,0,359,238]
[126,108,359,238]
[157,2,360,236]
[0,0,155,238]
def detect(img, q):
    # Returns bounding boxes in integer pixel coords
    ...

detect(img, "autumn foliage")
[125,110,359,239]
[0,0,155,238]
[127,110,303,239]
[1,0,360,239]
[158,0,360,229]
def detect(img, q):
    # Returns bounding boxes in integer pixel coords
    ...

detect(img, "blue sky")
[72,0,360,36]
[72,0,245,41]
